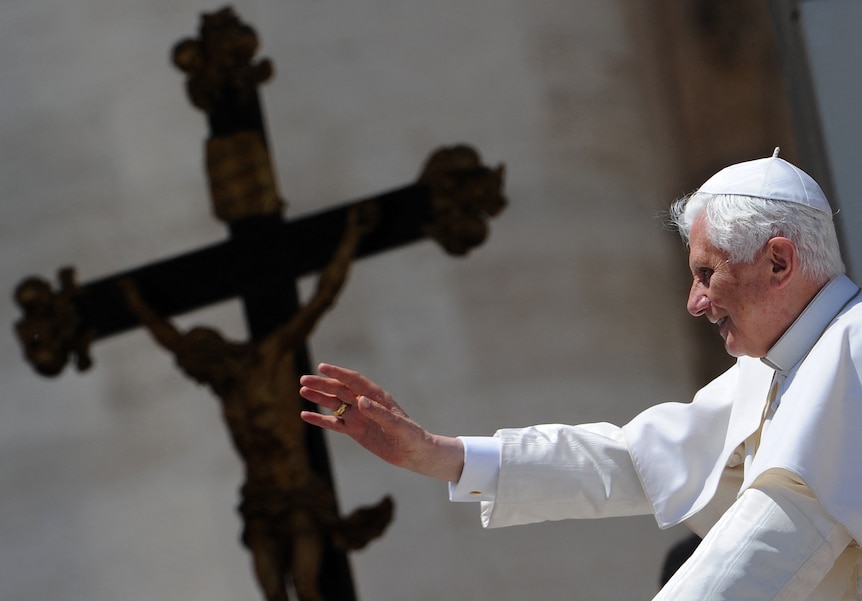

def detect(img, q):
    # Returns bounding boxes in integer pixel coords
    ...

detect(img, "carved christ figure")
[118,206,392,601]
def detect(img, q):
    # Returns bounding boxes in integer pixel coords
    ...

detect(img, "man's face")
[686,217,778,358]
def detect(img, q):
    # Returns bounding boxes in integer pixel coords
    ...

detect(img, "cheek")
[730,285,770,334]
[720,266,767,318]
[707,283,730,310]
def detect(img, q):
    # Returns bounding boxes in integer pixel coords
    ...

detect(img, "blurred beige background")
[3,1,847,600]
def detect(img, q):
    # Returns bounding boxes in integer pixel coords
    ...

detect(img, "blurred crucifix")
[12,7,505,601]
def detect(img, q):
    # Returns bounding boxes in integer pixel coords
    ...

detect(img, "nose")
[687,281,710,316]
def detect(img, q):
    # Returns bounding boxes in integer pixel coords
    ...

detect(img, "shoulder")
[798,299,862,382]
[818,297,862,355]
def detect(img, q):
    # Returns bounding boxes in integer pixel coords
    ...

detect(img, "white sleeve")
[655,470,854,600]
[448,436,501,502]
[481,422,653,528]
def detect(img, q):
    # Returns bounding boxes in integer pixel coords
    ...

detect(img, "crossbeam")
[78,184,441,340]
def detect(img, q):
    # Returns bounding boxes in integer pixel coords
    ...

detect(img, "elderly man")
[299,150,862,599]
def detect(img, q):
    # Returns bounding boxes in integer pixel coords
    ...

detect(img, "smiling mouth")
[715,317,729,337]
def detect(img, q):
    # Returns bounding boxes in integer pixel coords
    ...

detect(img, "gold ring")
[334,402,349,417]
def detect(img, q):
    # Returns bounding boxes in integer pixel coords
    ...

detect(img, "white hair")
[668,192,845,285]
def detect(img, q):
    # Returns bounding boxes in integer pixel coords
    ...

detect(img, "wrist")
[423,434,465,482]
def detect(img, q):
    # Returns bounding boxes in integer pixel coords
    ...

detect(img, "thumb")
[357,395,409,429]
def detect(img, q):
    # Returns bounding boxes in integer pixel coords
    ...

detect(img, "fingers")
[317,363,390,402]
[299,363,408,432]
[300,363,397,412]
[300,409,348,433]
[298,365,367,420]
[298,377,344,409]
[299,368,359,410]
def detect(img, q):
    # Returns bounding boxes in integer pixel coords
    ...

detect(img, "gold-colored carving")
[172,7,282,222]
[418,144,507,256]
[13,267,93,376]
[118,206,391,601]
[206,131,283,221]
[171,7,273,114]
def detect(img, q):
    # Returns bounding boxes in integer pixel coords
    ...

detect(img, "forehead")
[687,219,727,266]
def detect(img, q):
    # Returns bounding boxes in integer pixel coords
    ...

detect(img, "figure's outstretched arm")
[263,205,373,354]
[117,278,185,352]
[300,363,465,482]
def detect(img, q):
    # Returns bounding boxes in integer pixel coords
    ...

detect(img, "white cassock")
[450,274,862,600]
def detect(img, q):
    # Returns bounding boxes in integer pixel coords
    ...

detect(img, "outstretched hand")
[299,363,464,482]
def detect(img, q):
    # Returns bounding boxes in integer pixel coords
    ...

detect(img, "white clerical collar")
[762,274,861,373]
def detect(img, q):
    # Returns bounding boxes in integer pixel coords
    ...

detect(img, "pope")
[299,149,862,600]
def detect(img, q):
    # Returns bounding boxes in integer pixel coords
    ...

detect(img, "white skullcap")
[698,147,832,213]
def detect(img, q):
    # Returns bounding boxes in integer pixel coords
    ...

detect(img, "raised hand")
[299,363,464,482]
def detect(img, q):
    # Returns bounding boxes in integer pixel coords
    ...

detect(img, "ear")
[766,237,796,288]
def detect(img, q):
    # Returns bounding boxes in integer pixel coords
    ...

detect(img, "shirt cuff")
[448,436,501,502]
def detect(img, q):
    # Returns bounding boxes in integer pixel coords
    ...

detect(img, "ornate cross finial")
[172,6,273,115]
[172,7,282,222]
[13,267,93,376]
[418,145,507,255]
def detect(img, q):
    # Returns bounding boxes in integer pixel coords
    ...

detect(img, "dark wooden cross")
[12,8,505,601]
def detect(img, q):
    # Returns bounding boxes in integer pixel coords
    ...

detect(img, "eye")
[695,268,713,286]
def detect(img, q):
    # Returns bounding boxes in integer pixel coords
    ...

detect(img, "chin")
[725,344,764,359]
[723,339,750,358]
